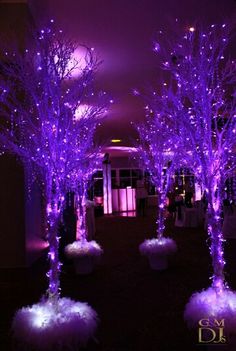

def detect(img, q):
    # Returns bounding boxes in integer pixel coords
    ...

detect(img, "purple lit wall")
[0,0,47,268]
[103,161,112,214]
[0,155,47,268]
[194,183,202,202]
[25,173,49,266]
[112,188,136,212]
[28,0,236,147]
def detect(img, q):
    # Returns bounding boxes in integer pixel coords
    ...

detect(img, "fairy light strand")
[0,21,109,302]
[155,23,236,291]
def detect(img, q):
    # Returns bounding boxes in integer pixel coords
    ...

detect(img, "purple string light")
[136,98,180,240]
[0,21,108,302]
[156,23,236,291]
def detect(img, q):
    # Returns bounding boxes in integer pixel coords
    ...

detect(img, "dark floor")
[1,208,235,351]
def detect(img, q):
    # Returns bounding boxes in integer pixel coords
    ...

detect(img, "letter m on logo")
[214,319,225,327]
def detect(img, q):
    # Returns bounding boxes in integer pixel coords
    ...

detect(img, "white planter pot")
[74,255,95,274]
[148,254,168,270]
[12,298,98,351]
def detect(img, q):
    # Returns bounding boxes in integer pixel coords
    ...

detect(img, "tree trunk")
[207,175,225,292]
[77,182,87,241]
[156,191,165,239]
[46,196,62,302]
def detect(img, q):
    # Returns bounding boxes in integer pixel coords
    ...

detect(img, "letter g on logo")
[199,319,210,327]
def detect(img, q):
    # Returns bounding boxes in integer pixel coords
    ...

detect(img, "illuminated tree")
[136,92,178,268]
[0,21,108,347]
[156,22,236,329]
[64,148,103,271]
[137,101,177,234]
[76,150,101,241]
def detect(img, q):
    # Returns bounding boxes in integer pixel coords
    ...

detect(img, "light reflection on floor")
[114,211,137,217]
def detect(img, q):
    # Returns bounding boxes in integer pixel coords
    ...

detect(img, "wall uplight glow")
[103,161,112,214]
[64,48,89,78]
[74,104,91,120]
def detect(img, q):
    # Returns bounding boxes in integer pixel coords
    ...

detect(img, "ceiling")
[2,0,236,157]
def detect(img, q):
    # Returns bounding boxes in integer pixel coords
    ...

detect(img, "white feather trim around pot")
[184,287,236,333]
[12,297,98,351]
[139,237,177,257]
[65,240,103,259]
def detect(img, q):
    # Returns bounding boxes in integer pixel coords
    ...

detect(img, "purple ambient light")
[155,22,236,290]
[65,240,103,258]
[184,287,236,332]
[136,103,180,241]
[153,21,236,327]
[135,93,180,262]
[0,21,109,302]
[12,298,98,350]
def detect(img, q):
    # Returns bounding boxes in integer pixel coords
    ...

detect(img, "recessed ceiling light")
[111,139,122,143]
